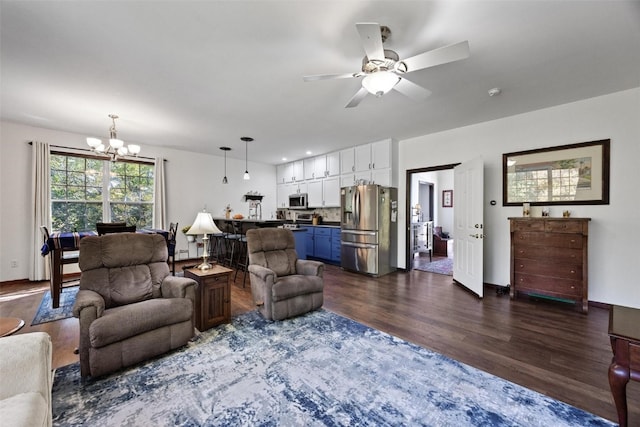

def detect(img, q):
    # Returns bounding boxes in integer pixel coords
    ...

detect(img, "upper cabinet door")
[276,164,289,184]
[340,148,355,174]
[326,152,340,177]
[371,139,391,170]
[354,144,372,172]
[304,158,315,180]
[314,155,327,178]
[292,160,304,182]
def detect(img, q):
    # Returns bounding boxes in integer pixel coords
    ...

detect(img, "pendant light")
[220,146,231,184]
[241,137,253,180]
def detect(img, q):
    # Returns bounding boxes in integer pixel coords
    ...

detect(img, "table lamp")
[186,211,222,270]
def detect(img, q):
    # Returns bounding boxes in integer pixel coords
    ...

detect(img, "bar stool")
[223,220,242,268]
[234,222,258,287]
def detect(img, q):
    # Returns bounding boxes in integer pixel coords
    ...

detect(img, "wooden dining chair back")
[40,225,80,294]
[167,222,178,275]
[96,222,136,235]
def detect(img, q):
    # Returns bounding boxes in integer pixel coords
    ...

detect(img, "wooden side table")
[608,305,640,427]
[0,317,25,337]
[184,265,232,331]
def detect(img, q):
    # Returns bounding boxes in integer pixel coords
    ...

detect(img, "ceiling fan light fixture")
[362,71,400,97]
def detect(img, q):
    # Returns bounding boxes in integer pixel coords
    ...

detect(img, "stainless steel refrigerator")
[340,184,397,276]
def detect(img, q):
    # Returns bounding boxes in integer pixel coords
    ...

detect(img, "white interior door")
[453,157,484,297]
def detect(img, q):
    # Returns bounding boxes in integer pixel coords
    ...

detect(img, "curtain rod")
[27,141,166,162]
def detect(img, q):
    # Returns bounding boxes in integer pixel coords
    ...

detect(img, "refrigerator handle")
[354,188,360,226]
[341,241,377,249]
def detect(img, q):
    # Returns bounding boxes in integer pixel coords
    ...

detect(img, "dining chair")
[40,225,80,286]
[96,222,136,235]
[167,222,178,275]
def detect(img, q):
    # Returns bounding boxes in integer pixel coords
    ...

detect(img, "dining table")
[41,228,169,308]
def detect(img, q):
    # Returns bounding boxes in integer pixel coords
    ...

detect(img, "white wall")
[0,121,277,281]
[398,88,640,308]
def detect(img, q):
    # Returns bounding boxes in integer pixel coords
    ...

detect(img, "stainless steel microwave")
[288,193,308,209]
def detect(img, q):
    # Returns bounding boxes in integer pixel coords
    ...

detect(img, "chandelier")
[86,114,140,160]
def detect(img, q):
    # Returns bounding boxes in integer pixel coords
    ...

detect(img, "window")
[50,153,154,232]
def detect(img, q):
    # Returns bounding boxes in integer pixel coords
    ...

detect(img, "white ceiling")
[2,1,639,165]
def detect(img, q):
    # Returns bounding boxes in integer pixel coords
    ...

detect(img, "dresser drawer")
[514,273,582,298]
[545,220,585,233]
[511,220,545,232]
[513,258,583,280]
[514,232,583,249]
[513,244,583,264]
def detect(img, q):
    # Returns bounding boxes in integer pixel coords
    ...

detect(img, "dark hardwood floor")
[1,262,637,424]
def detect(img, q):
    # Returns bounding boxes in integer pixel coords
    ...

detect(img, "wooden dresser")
[509,217,590,313]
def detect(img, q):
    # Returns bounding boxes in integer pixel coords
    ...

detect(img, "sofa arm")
[248,264,277,307]
[72,289,105,319]
[0,332,52,426]
[296,259,324,278]
[161,275,197,299]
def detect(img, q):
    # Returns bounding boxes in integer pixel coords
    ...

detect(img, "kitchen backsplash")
[279,207,340,222]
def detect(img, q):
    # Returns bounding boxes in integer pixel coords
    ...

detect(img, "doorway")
[405,163,459,273]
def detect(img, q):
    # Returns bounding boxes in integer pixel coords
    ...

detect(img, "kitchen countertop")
[213,218,284,224]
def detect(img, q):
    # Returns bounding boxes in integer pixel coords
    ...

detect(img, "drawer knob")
[570,239,576,243]
[520,278,524,282]
[519,264,524,268]
[570,270,576,274]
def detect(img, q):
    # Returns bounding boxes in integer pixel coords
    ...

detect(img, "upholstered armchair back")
[246,228,298,277]
[79,233,169,308]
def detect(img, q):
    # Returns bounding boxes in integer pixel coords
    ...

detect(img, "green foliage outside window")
[50,154,154,232]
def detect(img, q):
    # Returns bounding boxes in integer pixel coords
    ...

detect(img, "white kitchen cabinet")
[326,151,340,176]
[371,168,392,187]
[323,176,340,207]
[341,174,355,188]
[291,160,304,182]
[276,184,289,208]
[354,144,371,172]
[305,155,327,180]
[304,158,315,180]
[277,163,292,184]
[340,148,355,174]
[371,139,392,170]
[308,177,340,208]
[307,180,323,207]
[314,155,327,178]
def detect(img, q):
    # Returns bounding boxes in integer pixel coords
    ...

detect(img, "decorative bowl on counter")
[232,214,244,219]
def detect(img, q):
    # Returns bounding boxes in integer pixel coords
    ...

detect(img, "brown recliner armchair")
[73,233,197,377]
[246,228,324,321]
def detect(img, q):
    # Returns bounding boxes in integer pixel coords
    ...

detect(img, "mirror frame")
[502,139,610,206]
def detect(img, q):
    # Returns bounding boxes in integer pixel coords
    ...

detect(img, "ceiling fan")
[303,23,470,108]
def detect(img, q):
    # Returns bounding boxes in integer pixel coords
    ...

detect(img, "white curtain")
[153,157,167,229]
[30,141,51,281]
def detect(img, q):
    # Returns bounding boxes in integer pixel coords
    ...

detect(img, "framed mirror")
[503,139,610,206]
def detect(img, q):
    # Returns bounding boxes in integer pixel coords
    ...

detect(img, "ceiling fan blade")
[356,23,385,61]
[303,72,361,82]
[393,77,432,101]
[345,87,369,108]
[401,41,470,73]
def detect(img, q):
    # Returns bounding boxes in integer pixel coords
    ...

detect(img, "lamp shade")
[187,212,222,235]
[362,71,400,97]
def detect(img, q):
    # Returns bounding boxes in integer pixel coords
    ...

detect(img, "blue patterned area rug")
[31,285,78,325]
[51,310,614,426]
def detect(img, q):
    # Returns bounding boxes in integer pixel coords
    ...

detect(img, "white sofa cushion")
[0,392,47,427]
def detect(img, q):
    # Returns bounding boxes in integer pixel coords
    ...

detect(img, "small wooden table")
[0,317,25,337]
[608,305,640,427]
[184,265,232,331]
